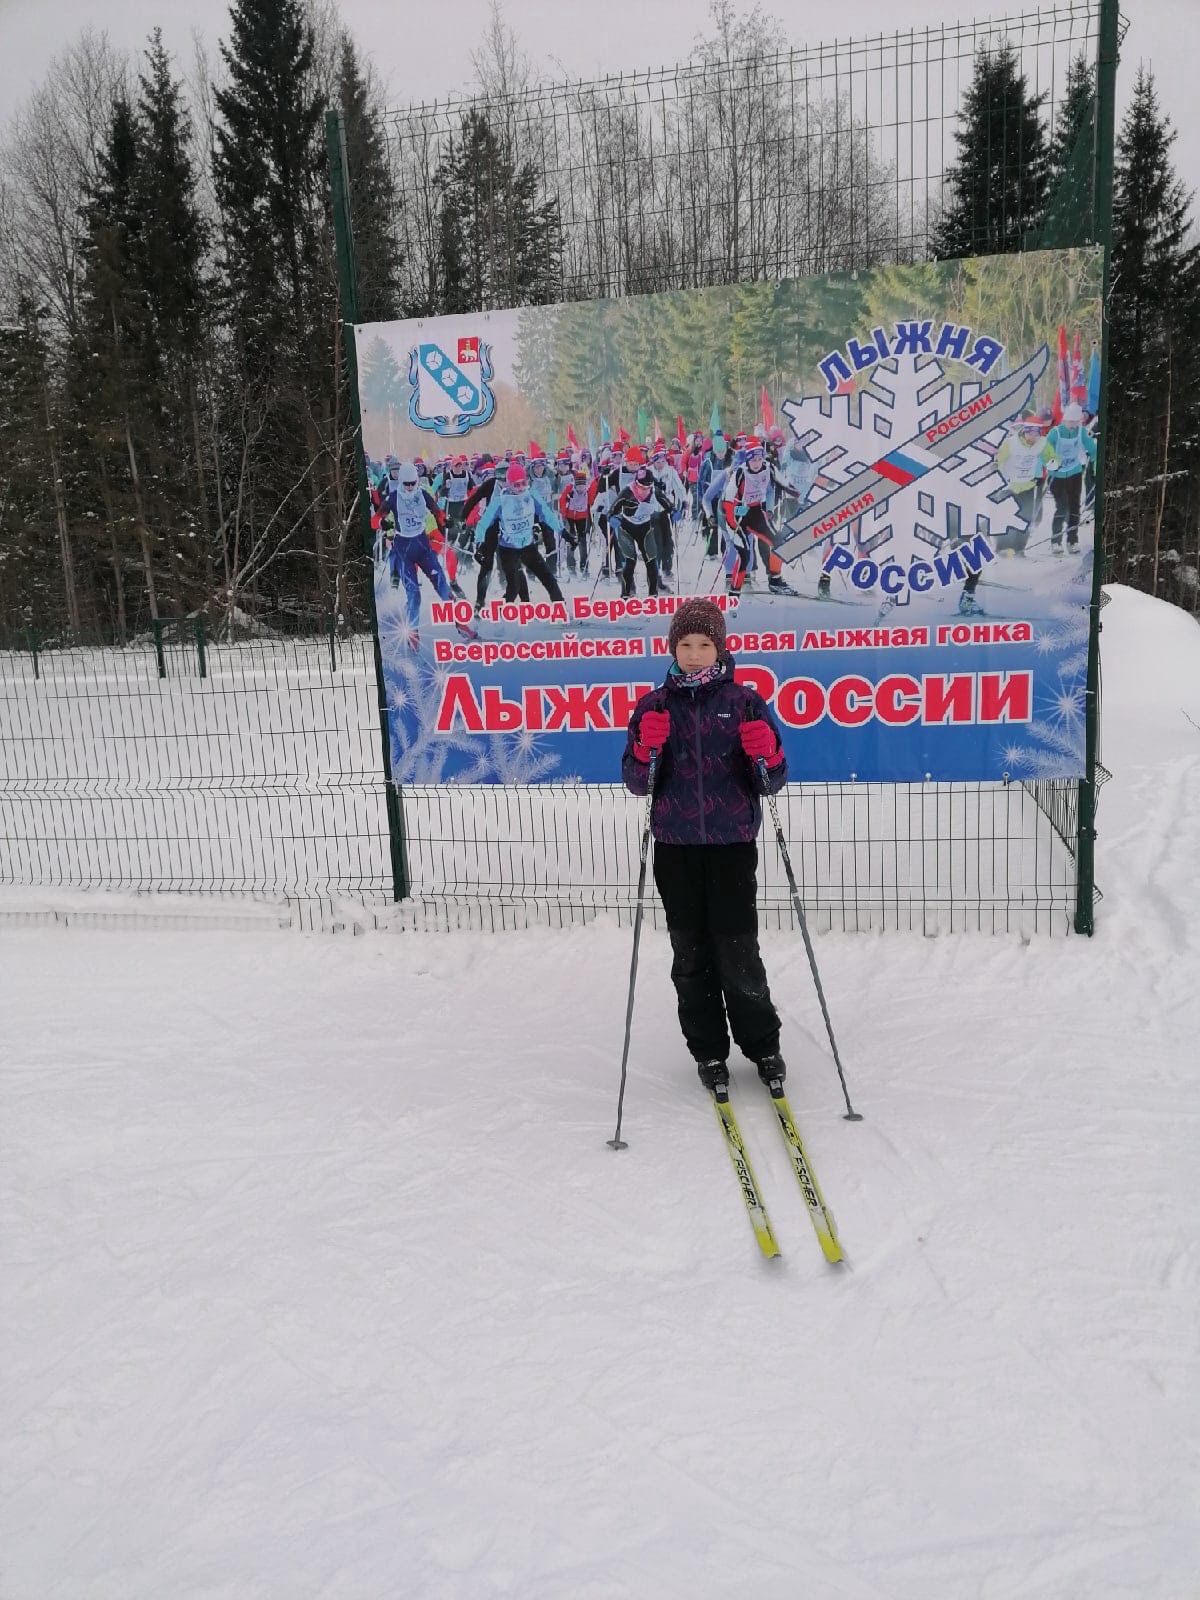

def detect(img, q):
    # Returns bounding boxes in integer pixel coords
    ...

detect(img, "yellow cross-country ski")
[711,1090,780,1259]
[766,1087,844,1263]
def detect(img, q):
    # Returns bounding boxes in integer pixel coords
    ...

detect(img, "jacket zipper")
[692,687,706,844]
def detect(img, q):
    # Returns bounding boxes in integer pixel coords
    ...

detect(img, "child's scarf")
[669,658,724,690]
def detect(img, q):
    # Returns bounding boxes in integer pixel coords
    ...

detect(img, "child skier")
[622,598,790,1094]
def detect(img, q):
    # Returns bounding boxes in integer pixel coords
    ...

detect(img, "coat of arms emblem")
[407,336,496,437]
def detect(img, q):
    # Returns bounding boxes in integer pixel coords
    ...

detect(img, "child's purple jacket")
[621,657,788,845]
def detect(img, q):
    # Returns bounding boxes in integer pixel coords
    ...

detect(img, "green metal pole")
[325,109,410,902]
[27,624,38,681]
[329,613,338,673]
[195,616,207,680]
[153,618,167,680]
[1075,0,1119,936]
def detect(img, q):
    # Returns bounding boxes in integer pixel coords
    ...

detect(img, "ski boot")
[450,579,467,601]
[816,575,833,600]
[958,590,985,617]
[756,1053,787,1095]
[696,1059,730,1097]
[768,574,799,597]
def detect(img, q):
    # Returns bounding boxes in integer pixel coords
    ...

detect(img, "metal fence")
[1,623,1081,935]
[376,1,1102,318]
[0,625,392,927]
[2,2,1112,935]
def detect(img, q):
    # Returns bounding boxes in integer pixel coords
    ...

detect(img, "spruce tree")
[1046,53,1095,202]
[1039,52,1096,249]
[213,0,330,615]
[0,312,67,630]
[1107,67,1200,598]
[359,335,406,424]
[933,42,1050,260]
[67,93,163,630]
[213,0,324,375]
[436,109,561,313]
[338,36,401,322]
[132,31,211,599]
[66,46,215,628]
[134,32,207,378]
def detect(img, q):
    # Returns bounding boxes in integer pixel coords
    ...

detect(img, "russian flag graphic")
[872,441,940,488]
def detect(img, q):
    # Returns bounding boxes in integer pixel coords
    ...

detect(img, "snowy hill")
[2,584,1198,1598]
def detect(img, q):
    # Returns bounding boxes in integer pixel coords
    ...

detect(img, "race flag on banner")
[676,415,686,445]
[761,387,774,431]
[600,414,611,442]
[637,406,649,443]
[710,401,721,433]
[1087,345,1101,415]
[567,424,579,451]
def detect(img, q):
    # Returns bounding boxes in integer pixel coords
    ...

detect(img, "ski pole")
[757,757,862,1122]
[608,748,658,1150]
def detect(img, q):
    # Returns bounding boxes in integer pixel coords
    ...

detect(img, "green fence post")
[325,108,410,902]
[153,618,167,680]
[329,613,338,673]
[1075,0,1119,936]
[27,625,39,681]
[195,617,207,680]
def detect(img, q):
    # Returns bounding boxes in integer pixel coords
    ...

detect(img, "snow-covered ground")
[2,585,1198,1599]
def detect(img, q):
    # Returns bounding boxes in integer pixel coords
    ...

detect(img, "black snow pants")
[1050,474,1083,548]
[498,542,564,603]
[653,842,781,1066]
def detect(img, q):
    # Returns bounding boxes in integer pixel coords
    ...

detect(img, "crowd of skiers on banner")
[367,391,1096,647]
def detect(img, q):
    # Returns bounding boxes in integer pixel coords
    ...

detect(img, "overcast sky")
[2,0,1196,184]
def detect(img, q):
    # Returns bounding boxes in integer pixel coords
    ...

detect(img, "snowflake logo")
[780,353,1032,601]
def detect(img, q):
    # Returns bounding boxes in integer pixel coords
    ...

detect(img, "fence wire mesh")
[0,627,393,926]
[376,1,1100,318]
[1,623,1081,935]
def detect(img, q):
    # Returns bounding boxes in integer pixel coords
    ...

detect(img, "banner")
[354,247,1102,784]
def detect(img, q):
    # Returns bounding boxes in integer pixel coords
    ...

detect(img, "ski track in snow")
[2,585,1199,1599]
